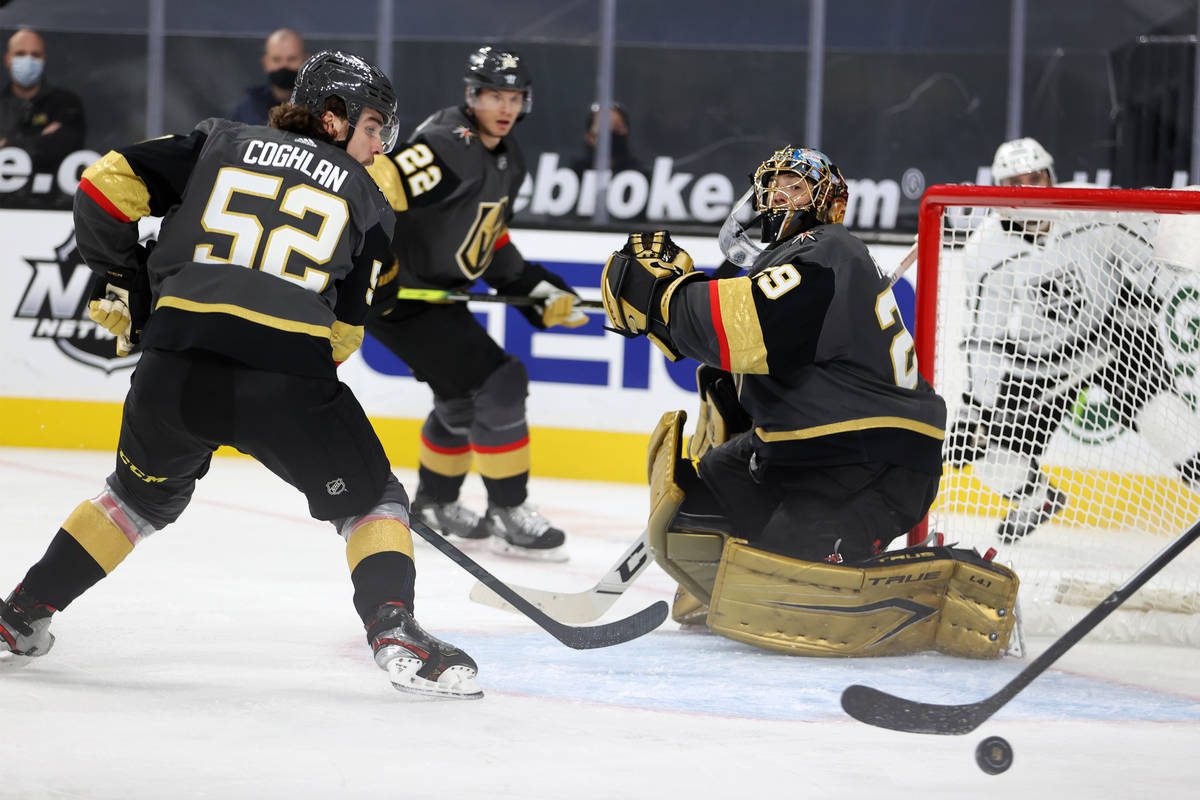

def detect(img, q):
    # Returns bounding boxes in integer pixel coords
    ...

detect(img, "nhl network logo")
[15,231,140,373]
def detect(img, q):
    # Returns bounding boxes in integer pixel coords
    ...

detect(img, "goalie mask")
[464,46,533,119]
[754,147,848,246]
[291,50,400,151]
[721,147,848,262]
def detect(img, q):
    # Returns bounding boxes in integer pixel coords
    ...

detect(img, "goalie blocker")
[646,403,1019,659]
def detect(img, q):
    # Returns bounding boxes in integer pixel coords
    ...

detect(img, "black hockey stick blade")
[842,516,1200,735]
[409,517,668,649]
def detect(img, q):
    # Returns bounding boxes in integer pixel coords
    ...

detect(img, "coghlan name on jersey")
[242,139,349,193]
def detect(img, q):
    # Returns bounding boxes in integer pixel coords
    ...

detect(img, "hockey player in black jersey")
[0,51,482,698]
[604,146,947,565]
[597,147,974,653]
[366,46,584,562]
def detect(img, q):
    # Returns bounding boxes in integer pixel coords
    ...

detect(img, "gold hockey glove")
[529,280,588,328]
[331,321,365,364]
[601,230,704,360]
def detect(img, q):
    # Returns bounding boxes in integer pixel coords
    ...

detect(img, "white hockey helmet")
[991,137,1056,185]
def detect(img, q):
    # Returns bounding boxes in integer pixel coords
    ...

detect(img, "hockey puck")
[975,735,1013,775]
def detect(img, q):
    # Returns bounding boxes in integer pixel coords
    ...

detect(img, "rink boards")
[0,208,913,482]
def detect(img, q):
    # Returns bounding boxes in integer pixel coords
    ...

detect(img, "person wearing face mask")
[0,27,86,180]
[568,101,648,179]
[228,28,308,126]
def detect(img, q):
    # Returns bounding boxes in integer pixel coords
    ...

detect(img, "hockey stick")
[408,517,667,649]
[469,529,652,623]
[841,516,1200,735]
[394,287,604,309]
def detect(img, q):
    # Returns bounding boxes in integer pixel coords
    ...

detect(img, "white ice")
[2,446,1199,799]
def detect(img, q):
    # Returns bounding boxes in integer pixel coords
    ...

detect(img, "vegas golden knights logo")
[455,198,508,280]
[14,232,140,373]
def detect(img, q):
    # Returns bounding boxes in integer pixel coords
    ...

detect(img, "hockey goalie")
[600,145,1020,659]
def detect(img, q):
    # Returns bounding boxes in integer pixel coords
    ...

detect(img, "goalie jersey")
[669,223,947,472]
[366,106,533,301]
[74,117,394,378]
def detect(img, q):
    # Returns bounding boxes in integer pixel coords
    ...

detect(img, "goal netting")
[914,184,1200,645]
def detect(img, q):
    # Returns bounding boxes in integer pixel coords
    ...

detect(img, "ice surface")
[2,447,1199,798]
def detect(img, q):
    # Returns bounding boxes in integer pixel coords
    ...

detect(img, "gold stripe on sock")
[346,519,414,573]
[62,500,134,574]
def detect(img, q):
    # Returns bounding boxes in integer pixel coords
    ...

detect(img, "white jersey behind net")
[922,185,1200,645]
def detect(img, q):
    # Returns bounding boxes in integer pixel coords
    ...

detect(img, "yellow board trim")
[0,397,650,483]
[345,518,414,572]
[755,416,945,442]
[715,278,769,374]
[155,296,333,339]
[936,465,1200,533]
[63,500,134,574]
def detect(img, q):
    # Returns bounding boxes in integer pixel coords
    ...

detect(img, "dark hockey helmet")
[464,46,533,118]
[753,146,848,244]
[291,50,399,150]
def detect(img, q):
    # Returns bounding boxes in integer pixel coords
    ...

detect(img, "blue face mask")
[9,55,44,87]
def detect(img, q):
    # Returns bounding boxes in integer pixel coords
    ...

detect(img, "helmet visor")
[356,108,400,152]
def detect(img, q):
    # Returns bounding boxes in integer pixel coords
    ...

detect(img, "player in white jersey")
[946,138,1200,541]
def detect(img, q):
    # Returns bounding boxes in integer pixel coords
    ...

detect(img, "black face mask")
[268,67,298,91]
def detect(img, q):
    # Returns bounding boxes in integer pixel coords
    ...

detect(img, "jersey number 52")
[193,166,350,293]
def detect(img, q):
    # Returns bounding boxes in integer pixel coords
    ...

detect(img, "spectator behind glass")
[568,101,648,178]
[0,28,86,175]
[228,28,307,125]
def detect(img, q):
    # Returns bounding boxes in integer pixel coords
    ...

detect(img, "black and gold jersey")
[75,117,394,377]
[366,105,530,301]
[668,223,947,471]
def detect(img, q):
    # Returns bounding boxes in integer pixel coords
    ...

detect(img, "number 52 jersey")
[75,117,395,378]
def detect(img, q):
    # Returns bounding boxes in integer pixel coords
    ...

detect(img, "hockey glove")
[86,253,152,357]
[330,321,365,364]
[601,231,705,360]
[528,280,588,328]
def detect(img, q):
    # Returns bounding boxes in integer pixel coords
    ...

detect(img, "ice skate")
[0,585,55,667]
[367,601,483,700]
[411,494,489,545]
[997,484,1068,543]
[484,503,568,562]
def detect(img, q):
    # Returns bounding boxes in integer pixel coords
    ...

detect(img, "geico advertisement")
[1,209,914,434]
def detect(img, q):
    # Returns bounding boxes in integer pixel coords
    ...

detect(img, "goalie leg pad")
[706,541,1019,658]
[646,410,732,605]
[689,365,753,460]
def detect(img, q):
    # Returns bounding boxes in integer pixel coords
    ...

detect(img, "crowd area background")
[2,0,1200,234]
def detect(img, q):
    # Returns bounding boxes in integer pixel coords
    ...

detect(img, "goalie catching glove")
[86,247,152,357]
[601,231,706,360]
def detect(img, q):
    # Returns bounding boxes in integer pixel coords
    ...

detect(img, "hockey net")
[913,184,1200,645]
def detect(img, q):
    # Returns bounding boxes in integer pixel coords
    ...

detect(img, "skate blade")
[387,662,484,700]
[488,538,569,563]
[0,652,40,670]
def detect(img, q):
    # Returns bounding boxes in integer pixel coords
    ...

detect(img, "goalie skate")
[368,602,483,700]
